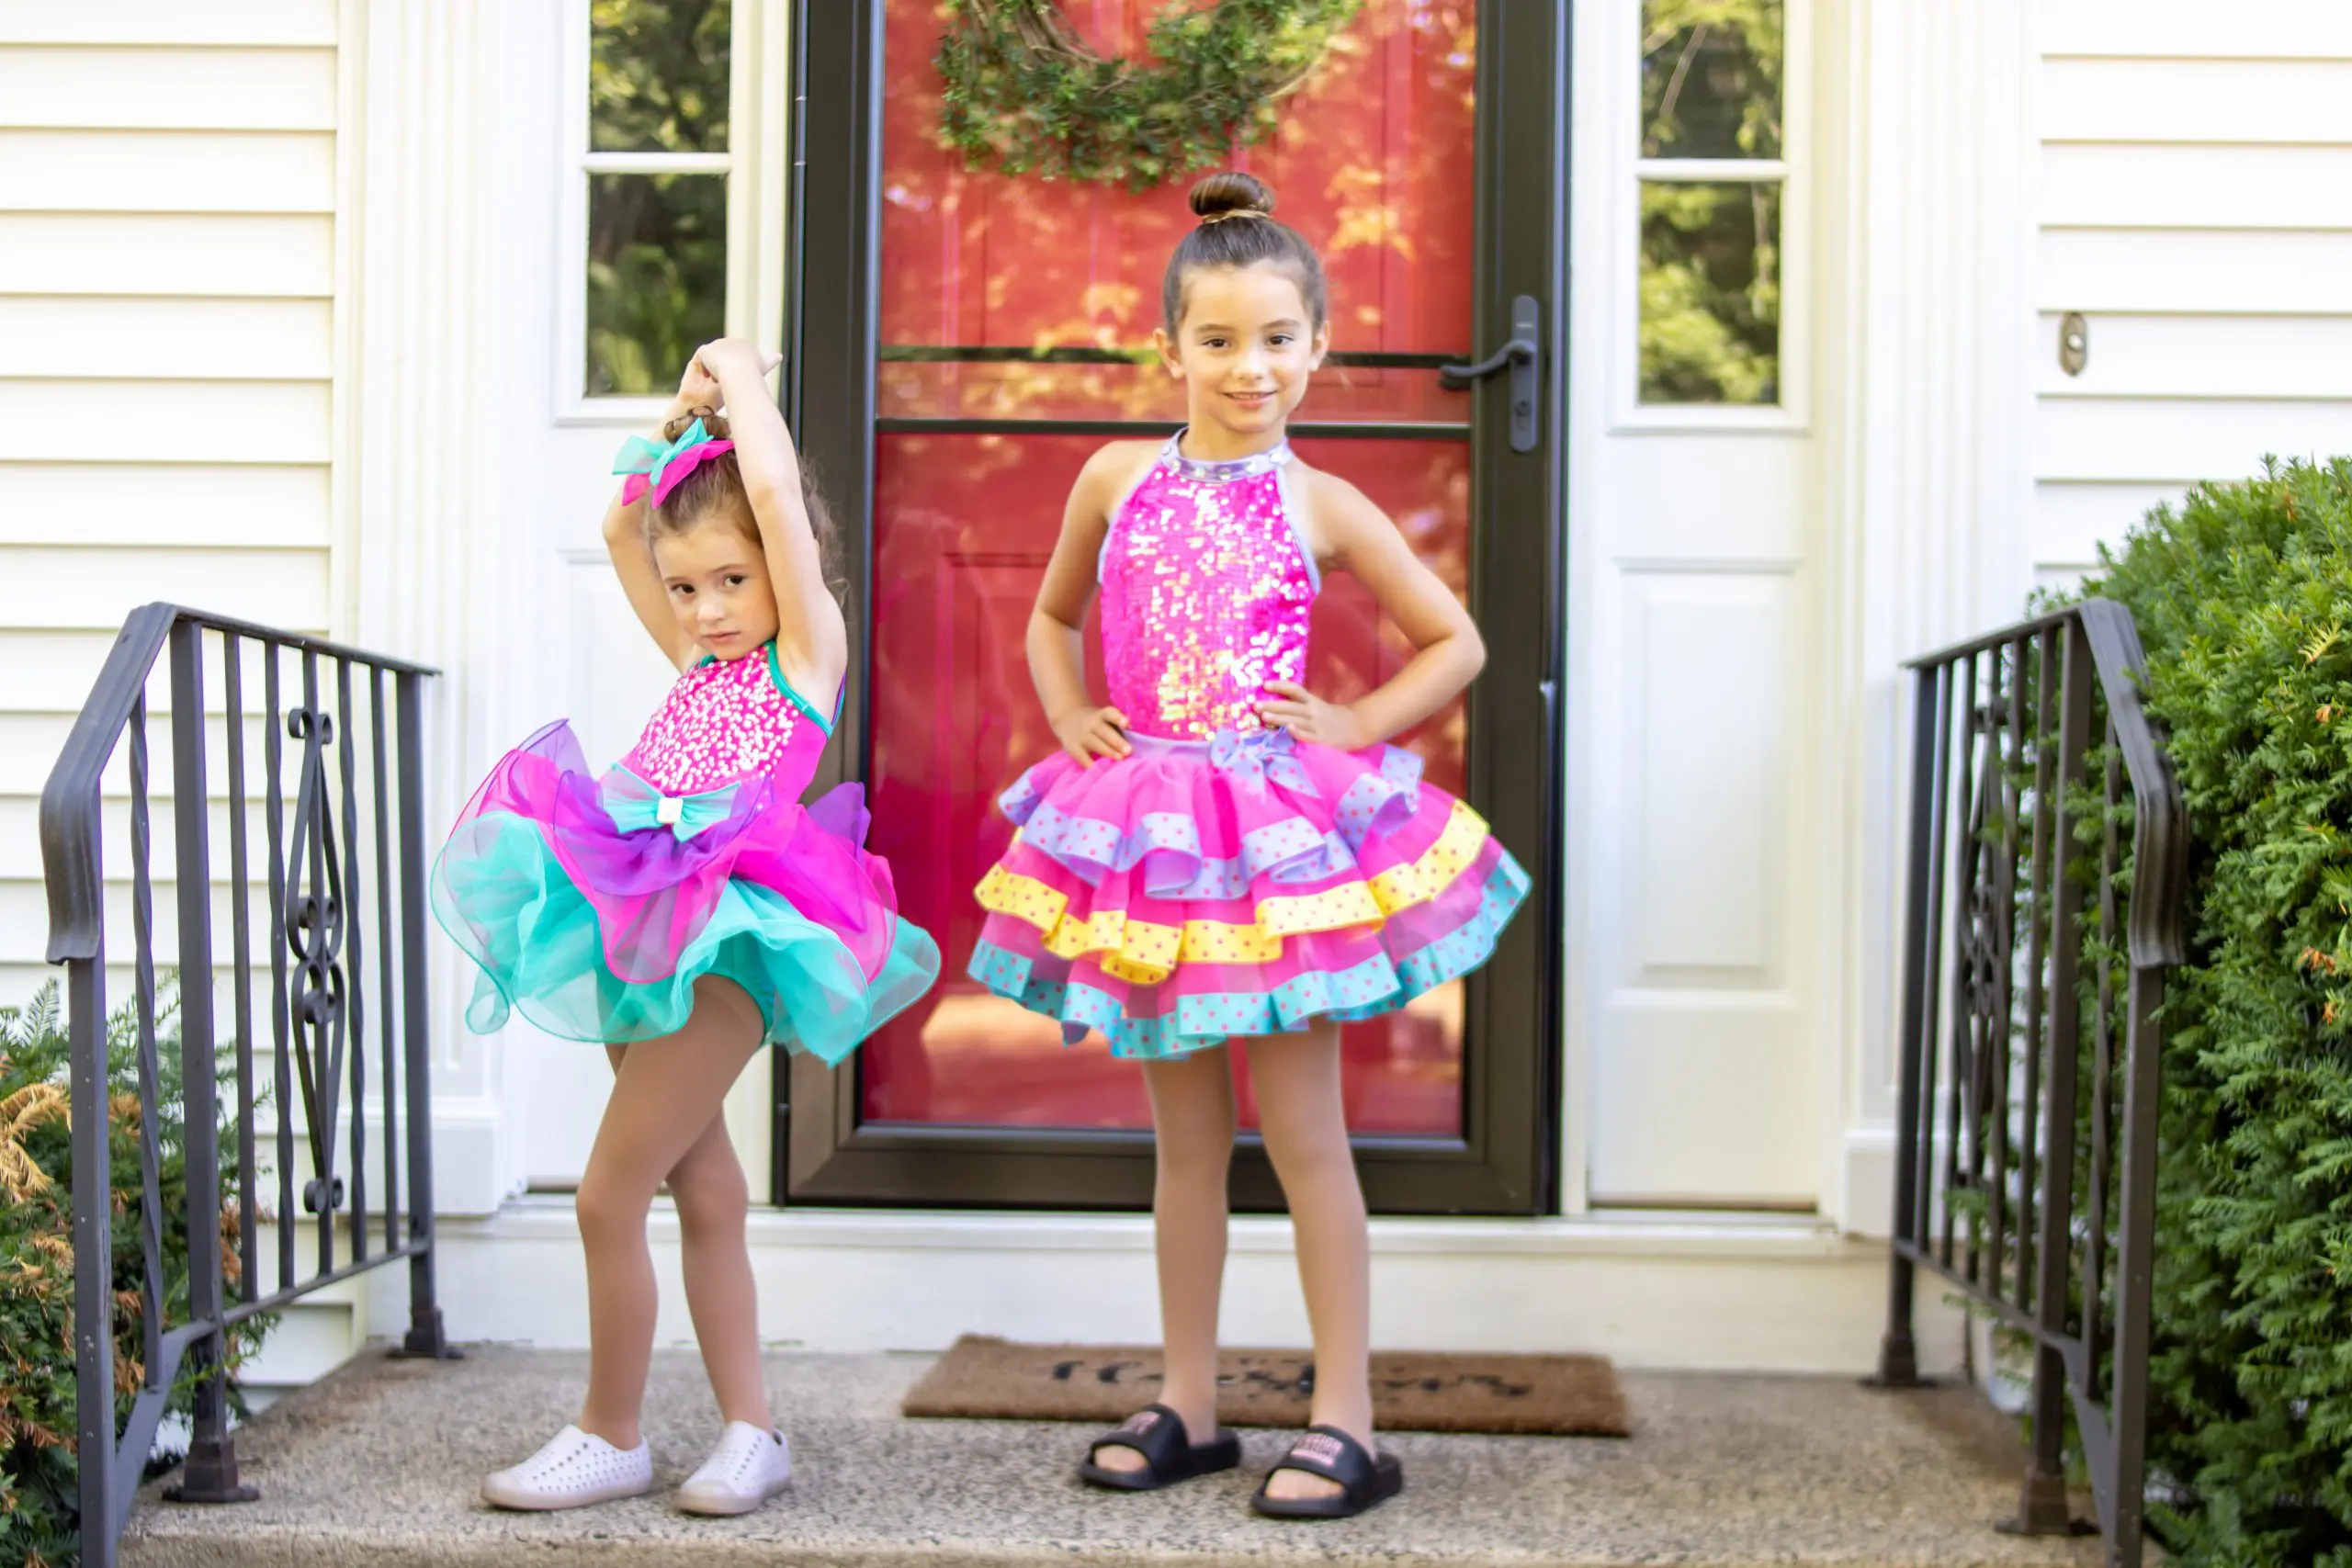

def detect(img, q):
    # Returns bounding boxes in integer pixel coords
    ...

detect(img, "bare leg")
[1090,1044,1236,1474]
[666,1111,774,1430]
[1250,1021,1368,1503]
[574,976,764,1449]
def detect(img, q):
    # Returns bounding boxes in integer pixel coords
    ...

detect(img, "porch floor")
[124,1344,2108,1567]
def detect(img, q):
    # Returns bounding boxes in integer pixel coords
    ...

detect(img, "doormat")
[900,1336,1631,1438]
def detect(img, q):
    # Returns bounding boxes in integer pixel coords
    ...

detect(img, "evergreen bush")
[2080,457,2352,1566]
[0,981,271,1567]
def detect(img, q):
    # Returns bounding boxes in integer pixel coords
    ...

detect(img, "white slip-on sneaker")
[480,1424,655,1511]
[675,1421,793,1517]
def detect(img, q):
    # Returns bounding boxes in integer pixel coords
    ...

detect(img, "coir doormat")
[900,1336,1631,1438]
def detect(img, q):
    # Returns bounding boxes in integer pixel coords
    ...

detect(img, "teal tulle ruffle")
[432,812,938,1065]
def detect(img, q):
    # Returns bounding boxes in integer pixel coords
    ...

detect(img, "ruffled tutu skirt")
[967,729,1528,1059]
[431,721,939,1064]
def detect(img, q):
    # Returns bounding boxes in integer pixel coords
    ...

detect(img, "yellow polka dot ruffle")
[973,799,1490,986]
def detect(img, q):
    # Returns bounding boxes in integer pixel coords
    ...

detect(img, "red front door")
[784,0,1566,1213]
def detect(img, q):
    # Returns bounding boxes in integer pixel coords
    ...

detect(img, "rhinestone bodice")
[620,644,831,796]
[1098,435,1318,741]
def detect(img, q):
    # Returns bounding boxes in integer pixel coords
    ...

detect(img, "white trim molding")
[1815,0,2037,1233]
[346,0,560,1215]
[378,1201,1975,1374]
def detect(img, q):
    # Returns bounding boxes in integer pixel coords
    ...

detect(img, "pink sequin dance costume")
[968,434,1528,1056]
[433,646,939,1062]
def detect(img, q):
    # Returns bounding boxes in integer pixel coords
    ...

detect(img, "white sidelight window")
[1626,0,1806,427]
[558,0,786,420]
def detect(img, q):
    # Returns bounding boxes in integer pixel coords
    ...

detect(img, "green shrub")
[0,981,272,1568]
[2081,457,2352,1566]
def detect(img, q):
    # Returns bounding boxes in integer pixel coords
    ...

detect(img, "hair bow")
[614,418,736,507]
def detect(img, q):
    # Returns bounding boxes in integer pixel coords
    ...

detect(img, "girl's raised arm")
[601,362,720,671]
[693,338,848,708]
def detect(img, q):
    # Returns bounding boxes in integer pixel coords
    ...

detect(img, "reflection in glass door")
[784,0,1566,1213]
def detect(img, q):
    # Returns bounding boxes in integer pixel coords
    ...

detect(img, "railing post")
[163,623,260,1506]
[2007,617,2093,1538]
[1876,664,1942,1387]
[69,948,117,1568]
[2102,964,2163,1568]
[391,670,456,1359]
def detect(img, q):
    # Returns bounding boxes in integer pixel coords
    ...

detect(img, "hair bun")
[1189,170,1275,223]
[663,405,731,444]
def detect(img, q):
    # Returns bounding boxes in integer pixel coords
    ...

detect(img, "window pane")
[1638,179,1781,405]
[876,0,1478,421]
[1641,0,1781,160]
[586,172,726,397]
[591,0,730,153]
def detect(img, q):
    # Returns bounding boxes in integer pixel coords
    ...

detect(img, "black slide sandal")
[1250,1425,1405,1520]
[1078,1404,1243,1492]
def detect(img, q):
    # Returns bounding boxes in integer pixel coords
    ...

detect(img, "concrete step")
[123,1345,2108,1567]
[239,1223,376,1415]
[237,1294,362,1416]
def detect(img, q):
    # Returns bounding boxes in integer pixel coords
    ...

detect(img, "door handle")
[1438,294,1541,454]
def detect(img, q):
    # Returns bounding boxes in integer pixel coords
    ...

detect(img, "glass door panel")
[861,433,1469,1135]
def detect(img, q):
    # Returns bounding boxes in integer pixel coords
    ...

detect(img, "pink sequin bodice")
[621,644,832,796]
[1100,436,1317,741]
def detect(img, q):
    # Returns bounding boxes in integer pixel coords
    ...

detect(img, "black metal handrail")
[40,604,457,1566]
[1875,598,2188,1568]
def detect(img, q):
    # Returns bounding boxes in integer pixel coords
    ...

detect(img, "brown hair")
[1159,171,1329,334]
[649,407,841,592]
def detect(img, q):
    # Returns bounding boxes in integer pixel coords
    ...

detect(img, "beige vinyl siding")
[2030,3,2352,584]
[0,1,342,1006]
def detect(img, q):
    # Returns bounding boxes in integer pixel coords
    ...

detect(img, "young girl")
[432,337,939,1515]
[968,173,1529,1519]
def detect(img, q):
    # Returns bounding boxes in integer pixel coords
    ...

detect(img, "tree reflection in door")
[858,0,1480,1135]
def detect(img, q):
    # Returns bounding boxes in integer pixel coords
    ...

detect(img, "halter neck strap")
[1162,431,1293,484]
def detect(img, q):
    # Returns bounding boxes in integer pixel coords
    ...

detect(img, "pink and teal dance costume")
[432,646,941,1063]
[969,435,1528,1057]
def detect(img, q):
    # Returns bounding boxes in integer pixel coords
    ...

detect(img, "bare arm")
[1028,442,1156,763]
[1260,468,1485,748]
[695,337,849,708]
[602,385,712,671]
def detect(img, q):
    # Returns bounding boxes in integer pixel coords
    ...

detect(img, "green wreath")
[936,0,1363,191]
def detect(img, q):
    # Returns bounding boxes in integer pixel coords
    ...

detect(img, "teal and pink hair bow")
[613,418,735,507]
